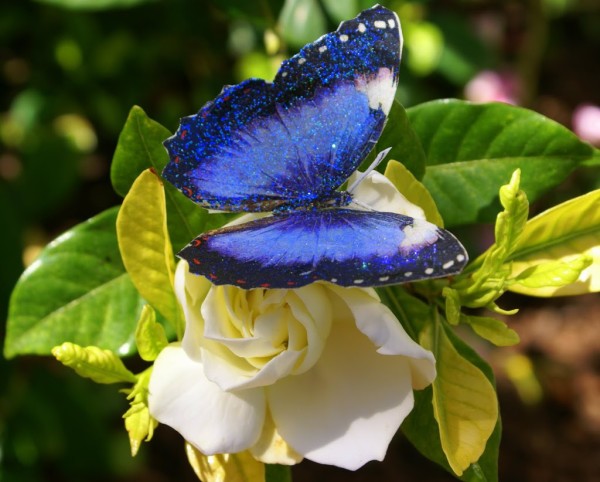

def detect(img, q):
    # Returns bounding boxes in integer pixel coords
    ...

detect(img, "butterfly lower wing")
[180,209,468,289]
[163,6,401,211]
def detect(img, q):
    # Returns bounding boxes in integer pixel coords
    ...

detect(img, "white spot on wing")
[319,45,327,53]
[388,19,395,28]
[404,272,413,277]
[354,67,397,115]
[456,254,465,262]
[358,23,366,33]
[330,278,338,283]
[282,72,288,77]
[443,260,455,269]
[339,34,349,42]
[374,20,387,29]
[298,58,306,65]
[354,279,364,284]
[425,268,434,275]
[379,276,390,282]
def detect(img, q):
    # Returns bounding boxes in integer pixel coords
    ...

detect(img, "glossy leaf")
[110,105,231,251]
[383,287,500,481]
[52,342,137,384]
[373,100,427,180]
[111,106,171,197]
[507,189,600,296]
[117,169,184,337]
[186,445,265,482]
[135,305,169,362]
[4,207,142,358]
[407,100,595,226]
[384,160,443,226]
[420,318,498,476]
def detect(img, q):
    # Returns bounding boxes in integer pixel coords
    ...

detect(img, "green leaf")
[374,100,427,180]
[512,256,592,289]
[135,305,168,362]
[4,207,143,358]
[110,106,171,198]
[110,105,230,251]
[507,189,600,296]
[455,170,527,309]
[461,314,520,347]
[443,287,461,325]
[124,368,157,456]
[265,465,292,482]
[407,100,594,226]
[420,317,498,476]
[394,289,500,481]
[117,169,184,337]
[384,160,443,226]
[52,342,137,384]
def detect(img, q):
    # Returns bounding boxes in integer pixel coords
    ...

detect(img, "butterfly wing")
[163,5,401,211]
[180,209,468,289]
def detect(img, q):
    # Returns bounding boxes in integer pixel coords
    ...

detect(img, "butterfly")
[162,5,468,289]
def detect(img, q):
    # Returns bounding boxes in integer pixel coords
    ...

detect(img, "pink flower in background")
[572,104,600,146]
[464,70,520,105]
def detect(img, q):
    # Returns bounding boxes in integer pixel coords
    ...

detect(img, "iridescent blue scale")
[163,5,468,289]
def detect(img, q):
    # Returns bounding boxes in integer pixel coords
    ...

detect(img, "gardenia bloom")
[148,171,436,470]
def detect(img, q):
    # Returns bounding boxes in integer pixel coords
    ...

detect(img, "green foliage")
[407,100,595,227]
[4,207,143,358]
[135,305,168,362]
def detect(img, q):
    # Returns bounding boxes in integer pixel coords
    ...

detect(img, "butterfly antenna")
[347,147,392,193]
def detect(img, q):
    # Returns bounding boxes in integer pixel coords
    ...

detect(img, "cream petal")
[268,321,416,470]
[349,170,425,219]
[148,345,266,455]
[328,285,436,389]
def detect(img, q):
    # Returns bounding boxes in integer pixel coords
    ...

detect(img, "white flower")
[148,171,435,470]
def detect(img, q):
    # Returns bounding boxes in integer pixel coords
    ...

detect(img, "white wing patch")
[354,67,397,115]
[399,219,439,250]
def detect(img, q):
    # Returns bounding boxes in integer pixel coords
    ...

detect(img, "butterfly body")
[163,5,468,289]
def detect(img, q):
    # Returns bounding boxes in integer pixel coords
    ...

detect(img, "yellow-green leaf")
[420,321,498,476]
[384,160,444,226]
[512,255,592,288]
[461,314,520,346]
[135,305,168,362]
[507,189,600,296]
[52,342,136,384]
[186,444,265,482]
[117,169,184,337]
[123,368,157,456]
[443,287,461,325]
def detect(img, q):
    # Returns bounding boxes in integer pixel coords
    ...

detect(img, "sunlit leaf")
[135,305,168,362]
[117,169,184,337]
[52,342,137,384]
[408,100,595,226]
[186,445,265,482]
[420,318,498,476]
[507,189,600,296]
[4,207,142,358]
[461,314,520,347]
[124,369,157,456]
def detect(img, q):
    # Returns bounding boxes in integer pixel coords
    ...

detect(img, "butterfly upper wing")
[163,5,401,211]
[180,209,468,289]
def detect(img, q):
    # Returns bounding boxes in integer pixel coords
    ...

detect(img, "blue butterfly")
[162,5,468,289]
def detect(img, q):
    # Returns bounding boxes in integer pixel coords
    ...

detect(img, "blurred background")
[1,0,599,480]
